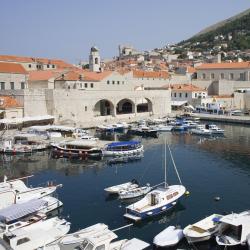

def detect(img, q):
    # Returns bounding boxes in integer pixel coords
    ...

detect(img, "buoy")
[185,191,190,196]
[214,196,221,201]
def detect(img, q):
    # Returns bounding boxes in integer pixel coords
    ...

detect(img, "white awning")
[0,199,48,223]
[171,101,187,106]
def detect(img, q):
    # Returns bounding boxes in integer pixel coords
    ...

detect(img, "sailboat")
[124,139,186,221]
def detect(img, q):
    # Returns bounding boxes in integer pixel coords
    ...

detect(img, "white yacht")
[45,223,149,250]
[0,176,62,209]
[183,214,222,243]
[0,217,70,250]
[205,124,224,135]
[216,210,250,247]
[191,125,211,136]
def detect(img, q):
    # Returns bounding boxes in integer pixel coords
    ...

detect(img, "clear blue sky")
[1,0,250,63]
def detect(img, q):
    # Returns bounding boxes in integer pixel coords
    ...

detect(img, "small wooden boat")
[104,180,139,194]
[183,214,222,243]
[119,184,151,200]
[153,225,183,247]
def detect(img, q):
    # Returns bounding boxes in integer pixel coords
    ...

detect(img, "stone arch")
[116,98,135,115]
[93,99,115,116]
[137,97,153,113]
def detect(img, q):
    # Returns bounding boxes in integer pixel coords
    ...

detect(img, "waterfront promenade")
[192,113,250,125]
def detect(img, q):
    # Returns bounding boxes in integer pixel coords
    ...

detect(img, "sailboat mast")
[164,137,167,189]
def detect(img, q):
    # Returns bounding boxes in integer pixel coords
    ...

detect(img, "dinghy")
[119,184,151,200]
[104,180,139,194]
[183,214,223,243]
[153,225,183,247]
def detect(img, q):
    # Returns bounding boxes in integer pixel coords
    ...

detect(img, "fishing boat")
[124,141,186,221]
[45,223,149,250]
[119,184,151,200]
[51,140,102,160]
[104,180,139,194]
[153,225,184,247]
[102,140,143,157]
[216,210,250,247]
[0,217,70,250]
[183,214,222,243]
[205,124,224,135]
[191,125,211,136]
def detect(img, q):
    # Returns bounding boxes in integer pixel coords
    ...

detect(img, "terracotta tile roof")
[196,61,250,70]
[55,70,83,81]
[212,95,233,98]
[0,96,22,109]
[28,69,65,81]
[186,66,197,73]
[0,55,75,69]
[162,83,206,92]
[81,70,113,81]
[0,62,27,74]
[133,70,169,79]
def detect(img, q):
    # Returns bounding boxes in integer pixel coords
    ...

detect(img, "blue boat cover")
[107,140,140,148]
[0,199,48,223]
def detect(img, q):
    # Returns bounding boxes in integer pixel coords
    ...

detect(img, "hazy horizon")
[1,0,250,63]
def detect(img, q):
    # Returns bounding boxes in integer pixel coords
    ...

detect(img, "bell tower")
[89,46,101,72]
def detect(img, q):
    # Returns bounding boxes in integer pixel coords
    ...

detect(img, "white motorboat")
[104,180,139,194]
[80,135,99,141]
[124,142,186,221]
[191,125,211,136]
[152,124,173,132]
[183,214,222,243]
[205,124,224,135]
[216,210,250,247]
[0,196,63,237]
[1,217,70,250]
[45,223,149,250]
[119,184,151,200]
[0,176,62,209]
[153,225,183,247]
[102,140,143,157]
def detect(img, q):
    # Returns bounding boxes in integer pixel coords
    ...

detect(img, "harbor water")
[1,123,250,249]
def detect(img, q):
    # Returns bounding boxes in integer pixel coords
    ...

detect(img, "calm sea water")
[1,123,250,250]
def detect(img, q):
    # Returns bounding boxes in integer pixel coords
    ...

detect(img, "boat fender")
[147,212,153,215]
[185,190,190,196]
[214,196,221,201]
[162,206,166,211]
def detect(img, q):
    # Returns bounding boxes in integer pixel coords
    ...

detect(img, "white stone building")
[0,62,28,90]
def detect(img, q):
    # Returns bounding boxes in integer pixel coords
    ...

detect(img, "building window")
[21,82,25,89]
[91,83,94,88]
[1,82,5,90]
[195,93,197,98]
[240,73,245,81]
[47,64,50,68]
[230,73,234,80]
[185,93,188,98]
[85,106,87,111]
[85,83,88,88]
[112,81,115,84]
[171,93,172,97]
[179,93,182,98]
[95,57,98,64]
[221,73,224,79]
[122,81,124,84]
[174,93,176,97]
[211,73,215,79]
[28,64,31,68]
[52,65,55,68]
[10,82,14,90]
[107,80,110,84]
[117,81,120,85]
[202,73,206,79]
